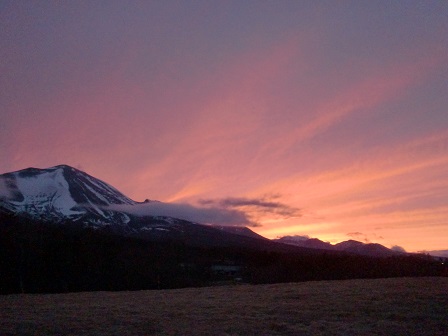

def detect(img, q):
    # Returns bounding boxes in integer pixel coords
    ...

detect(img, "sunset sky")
[1,1,447,252]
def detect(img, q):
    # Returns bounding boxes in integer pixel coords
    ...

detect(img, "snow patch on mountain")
[8,167,83,218]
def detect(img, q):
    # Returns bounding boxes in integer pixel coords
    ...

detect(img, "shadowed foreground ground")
[1,277,447,335]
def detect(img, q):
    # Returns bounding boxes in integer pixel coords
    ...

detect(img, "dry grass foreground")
[1,277,447,336]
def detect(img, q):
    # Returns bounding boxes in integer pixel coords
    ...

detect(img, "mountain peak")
[0,165,136,223]
[50,164,76,172]
[10,164,76,178]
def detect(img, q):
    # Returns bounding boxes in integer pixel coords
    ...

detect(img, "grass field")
[1,277,447,335]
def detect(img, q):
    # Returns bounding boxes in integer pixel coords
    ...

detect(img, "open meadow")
[1,277,447,335]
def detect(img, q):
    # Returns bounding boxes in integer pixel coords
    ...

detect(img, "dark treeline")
[0,213,446,294]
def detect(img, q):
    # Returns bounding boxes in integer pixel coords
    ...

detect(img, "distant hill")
[274,236,402,257]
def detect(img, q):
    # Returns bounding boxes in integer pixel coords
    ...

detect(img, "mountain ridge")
[274,236,402,257]
[0,164,407,256]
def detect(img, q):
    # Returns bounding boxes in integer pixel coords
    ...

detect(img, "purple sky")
[1,1,448,251]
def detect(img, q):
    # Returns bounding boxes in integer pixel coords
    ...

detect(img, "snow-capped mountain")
[274,236,334,250]
[0,165,271,248]
[0,165,137,225]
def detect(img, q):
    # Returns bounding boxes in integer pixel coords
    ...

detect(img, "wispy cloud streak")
[199,195,302,220]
